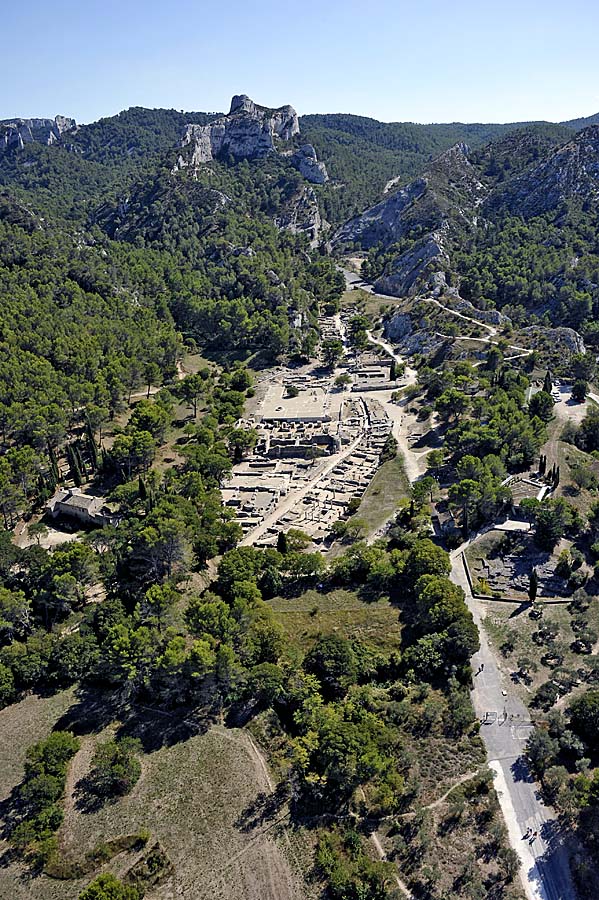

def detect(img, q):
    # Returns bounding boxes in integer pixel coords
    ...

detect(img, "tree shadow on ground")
[53,685,125,737]
[114,704,213,754]
[234,782,291,833]
[509,601,532,619]
[73,772,119,814]
[511,755,534,783]
[55,686,216,755]
[528,817,576,895]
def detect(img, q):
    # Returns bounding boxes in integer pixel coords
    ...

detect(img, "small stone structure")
[46,489,117,527]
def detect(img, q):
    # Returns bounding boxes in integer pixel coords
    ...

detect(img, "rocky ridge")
[0,116,76,151]
[487,125,599,218]
[335,125,599,300]
[175,94,328,185]
[333,142,485,296]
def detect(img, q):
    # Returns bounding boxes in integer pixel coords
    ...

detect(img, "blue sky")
[2,0,599,124]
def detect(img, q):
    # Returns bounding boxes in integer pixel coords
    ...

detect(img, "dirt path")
[58,737,97,855]
[369,831,413,898]
[362,332,428,485]
[189,726,304,900]
[425,298,533,360]
[425,770,480,811]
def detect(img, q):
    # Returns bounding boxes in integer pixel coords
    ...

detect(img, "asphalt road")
[343,262,579,899]
[451,548,578,900]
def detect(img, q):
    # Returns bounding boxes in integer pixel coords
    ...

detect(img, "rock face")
[521,326,586,356]
[374,232,449,297]
[334,178,427,248]
[333,142,484,252]
[0,116,76,151]
[290,144,328,184]
[176,95,327,184]
[488,126,599,218]
[274,184,325,245]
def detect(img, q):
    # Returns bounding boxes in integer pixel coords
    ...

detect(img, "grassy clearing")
[549,440,599,516]
[0,695,306,900]
[0,688,77,801]
[269,587,402,656]
[340,288,396,319]
[350,454,410,535]
[179,351,218,376]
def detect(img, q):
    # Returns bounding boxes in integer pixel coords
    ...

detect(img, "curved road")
[343,266,579,900]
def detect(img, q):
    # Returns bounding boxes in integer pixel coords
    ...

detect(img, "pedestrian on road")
[481,663,485,671]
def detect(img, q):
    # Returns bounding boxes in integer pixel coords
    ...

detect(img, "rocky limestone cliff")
[333,142,484,251]
[273,184,325,245]
[289,144,328,185]
[0,116,76,151]
[333,177,428,248]
[333,142,487,297]
[487,125,599,218]
[175,95,328,184]
[374,231,450,297]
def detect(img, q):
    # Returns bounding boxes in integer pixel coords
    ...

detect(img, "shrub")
[87,737,142,798]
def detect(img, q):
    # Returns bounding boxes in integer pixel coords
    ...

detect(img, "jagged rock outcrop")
[334,178,427,248]
[176,94,299,166]
[333,142,484,251]
[487,126,599,218]
[290,144,328,184]
[274,184,325,245]
[384,310,412,341]
[452,299,511,327]
[0,116,75,151]
[175,95,327,184]
[374,232,449,297]
[520,325,586,356]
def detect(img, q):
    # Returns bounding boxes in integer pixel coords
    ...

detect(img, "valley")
[2,91,599,900]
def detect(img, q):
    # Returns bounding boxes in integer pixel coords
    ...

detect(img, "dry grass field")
[0,692,309,900]
[269,587,402,655]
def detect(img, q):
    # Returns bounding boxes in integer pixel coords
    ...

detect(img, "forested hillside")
[0,106,343,526]
[342,123,599,337]
[2,93,599,899]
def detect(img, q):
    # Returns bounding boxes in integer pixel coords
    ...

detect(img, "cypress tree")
[528,567,538,604]
[276,530,288,554]
[74,442,86,478]
[139,476,147,500]
[543,370,552,394]
[47,443,59,483]
[67,444,82,487]
[86,420,98,470]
